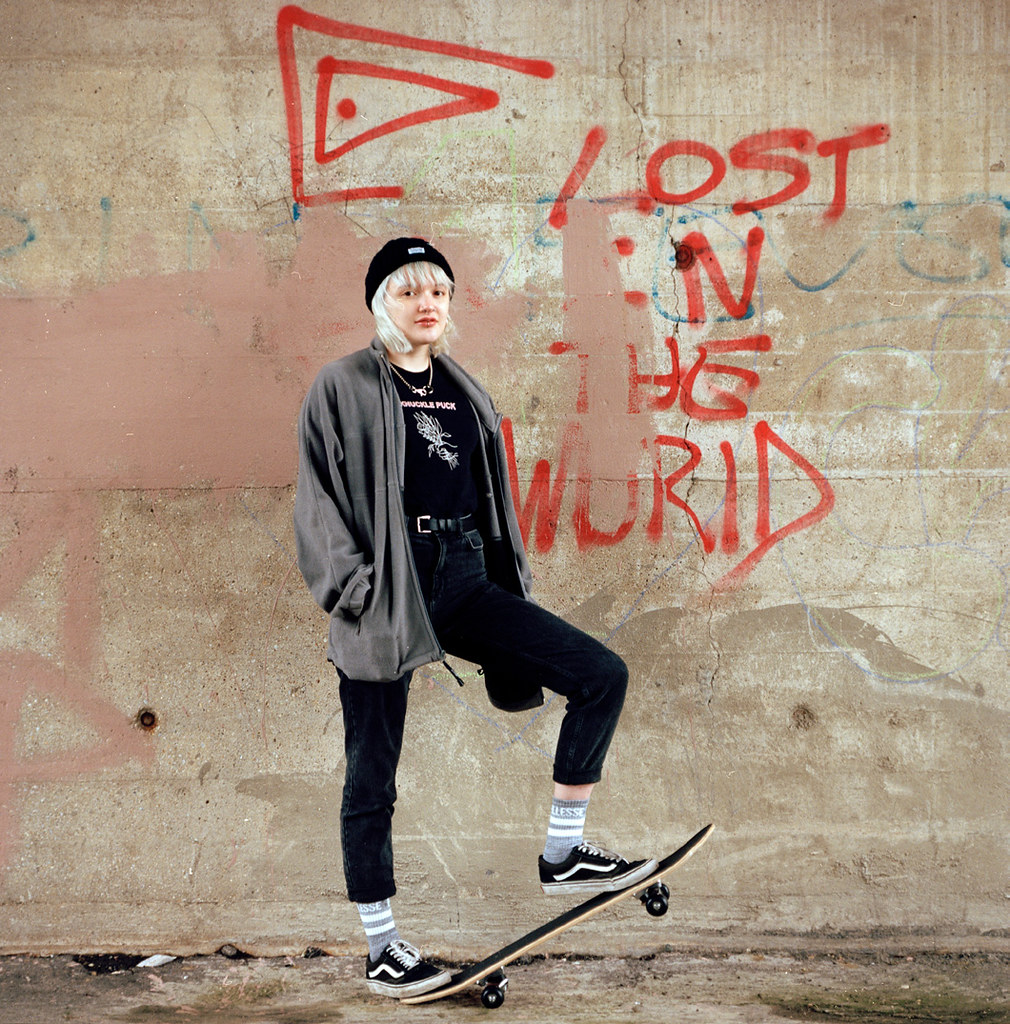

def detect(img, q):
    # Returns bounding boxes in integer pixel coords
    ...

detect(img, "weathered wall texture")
[1,0,1007,956]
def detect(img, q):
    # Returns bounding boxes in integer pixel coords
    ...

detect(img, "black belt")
[408,513,475,535]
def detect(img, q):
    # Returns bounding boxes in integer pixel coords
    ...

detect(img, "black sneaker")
[539,842,658,894]
[365,939,450,997]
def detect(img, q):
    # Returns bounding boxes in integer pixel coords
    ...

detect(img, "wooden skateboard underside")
[402,822,713,1006]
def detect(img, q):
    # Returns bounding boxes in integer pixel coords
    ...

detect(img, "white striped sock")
[357,899,399,960]
[543,798,589,863]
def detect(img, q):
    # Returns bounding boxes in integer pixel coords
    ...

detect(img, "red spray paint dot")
[613,236,635,256]
[336,98,357,119]
[624,290,648,307]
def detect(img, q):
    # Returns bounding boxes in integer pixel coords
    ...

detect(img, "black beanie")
[364,237,455,311]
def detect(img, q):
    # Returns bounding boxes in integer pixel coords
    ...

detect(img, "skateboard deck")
[401,822,713,1007]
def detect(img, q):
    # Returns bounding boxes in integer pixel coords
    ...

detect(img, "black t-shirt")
[390,359,480,518]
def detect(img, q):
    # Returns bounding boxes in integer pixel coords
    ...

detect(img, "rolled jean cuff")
[346,881,397,905]
[552,768,604,787]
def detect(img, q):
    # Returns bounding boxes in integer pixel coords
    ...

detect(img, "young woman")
[294,237,655,998]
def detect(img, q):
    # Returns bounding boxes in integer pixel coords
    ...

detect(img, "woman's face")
[386,274,451,351]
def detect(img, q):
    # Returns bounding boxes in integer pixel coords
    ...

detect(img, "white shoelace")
[576,841,621,862]
[385,939,421,969]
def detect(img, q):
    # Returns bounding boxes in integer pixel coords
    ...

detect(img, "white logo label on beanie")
[407,246,426,254]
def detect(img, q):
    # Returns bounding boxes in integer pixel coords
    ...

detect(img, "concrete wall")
[1,0,1007,956]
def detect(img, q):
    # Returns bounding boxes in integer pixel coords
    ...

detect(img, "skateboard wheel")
[641,882,669,917]
[481,984,506,1008]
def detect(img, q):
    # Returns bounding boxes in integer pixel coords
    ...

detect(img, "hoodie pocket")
[336,562,374,618]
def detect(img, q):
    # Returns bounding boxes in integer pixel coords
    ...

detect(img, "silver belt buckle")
[416,515,432,534]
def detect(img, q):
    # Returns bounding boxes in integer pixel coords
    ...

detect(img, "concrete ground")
[1,943,1008,1024]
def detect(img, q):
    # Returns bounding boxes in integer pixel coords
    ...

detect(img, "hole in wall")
[791,704,818,731]
[672,239,696,270]
[135,708,159,731]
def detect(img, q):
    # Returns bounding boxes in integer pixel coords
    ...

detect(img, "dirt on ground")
[0,945,1008,1024]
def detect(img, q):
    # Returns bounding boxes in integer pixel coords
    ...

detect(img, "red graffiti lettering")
[729,129,817,215]
[627,336,680,413]
[645,139,727,205]
[504,418,579,553]
[529,190,836,584]
[817,123,892,222]
[550,126,608,229]
[715,420,836,591]
[574,470,639,550]
[719,440,739,555]
[637,127,890,220]
[678,226,765,324]
[647,435,715,552]
[504,419,834,586]
[679,334,773,421]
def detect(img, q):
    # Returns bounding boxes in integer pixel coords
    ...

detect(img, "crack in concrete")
[618,0,647,166]
[659,221,722,696]
[616,0,722,709]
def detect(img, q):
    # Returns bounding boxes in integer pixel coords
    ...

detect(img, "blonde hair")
[371,261,455,356]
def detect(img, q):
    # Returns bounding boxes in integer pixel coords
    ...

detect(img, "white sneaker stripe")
[552,860,619,882]
[368,962,406,980]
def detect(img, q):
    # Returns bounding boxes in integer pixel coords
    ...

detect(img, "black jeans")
[337,526,628,903]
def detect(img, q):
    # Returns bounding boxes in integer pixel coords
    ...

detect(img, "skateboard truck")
[638,880,671,917]
[479,968,508,1008]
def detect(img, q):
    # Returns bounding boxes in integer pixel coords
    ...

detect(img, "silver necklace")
[389,359,433,397]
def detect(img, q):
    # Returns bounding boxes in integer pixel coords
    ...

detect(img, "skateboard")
[401,822,713,1008]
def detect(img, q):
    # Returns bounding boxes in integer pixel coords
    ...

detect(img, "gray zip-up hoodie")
[294,338,538,704]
